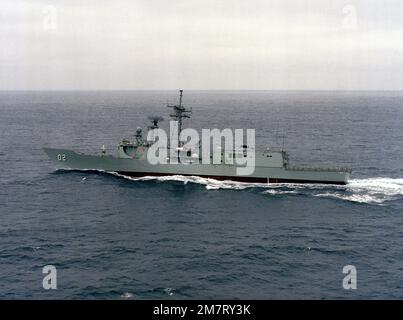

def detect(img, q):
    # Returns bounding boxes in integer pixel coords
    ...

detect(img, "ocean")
[0,90,402,299]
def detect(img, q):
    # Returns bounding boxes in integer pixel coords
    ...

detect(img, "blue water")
[0,91,402,299]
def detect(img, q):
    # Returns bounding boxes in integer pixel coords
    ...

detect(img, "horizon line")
[1,89,403,92]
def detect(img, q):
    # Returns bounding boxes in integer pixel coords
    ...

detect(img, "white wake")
[314,178,403,204]
[94,171,403,205]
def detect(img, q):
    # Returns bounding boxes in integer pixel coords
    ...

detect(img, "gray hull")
[44,148,350,185]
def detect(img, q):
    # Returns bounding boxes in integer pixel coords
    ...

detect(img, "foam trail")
[315,178,403,204]
[68,170,403,205]
[348,178,403,196]
[110,172,268,190]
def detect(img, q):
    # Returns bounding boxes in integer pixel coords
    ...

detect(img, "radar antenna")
[146,116,164,143]
[147,115,164,130]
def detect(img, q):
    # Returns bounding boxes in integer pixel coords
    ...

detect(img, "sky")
[1,0,403,90]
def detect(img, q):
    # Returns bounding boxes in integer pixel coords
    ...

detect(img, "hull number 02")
[57,154,66,161]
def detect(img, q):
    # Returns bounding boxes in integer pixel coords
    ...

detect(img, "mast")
[167,89,191,147]
[179,89,183,108]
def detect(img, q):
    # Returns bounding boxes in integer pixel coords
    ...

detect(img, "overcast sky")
[1,0,403,90]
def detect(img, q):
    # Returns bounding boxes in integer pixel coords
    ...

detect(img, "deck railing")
[286,166,352,173]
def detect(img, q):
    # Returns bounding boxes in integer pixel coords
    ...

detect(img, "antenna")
[275,121,279,147]
[179,89,183,108]
[282,128,286,151]
[167,89,191,146]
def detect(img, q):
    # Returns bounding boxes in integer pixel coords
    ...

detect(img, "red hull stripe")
[116,171,347,185]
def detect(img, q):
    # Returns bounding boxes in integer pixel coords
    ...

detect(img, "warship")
[44,90,351,185]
